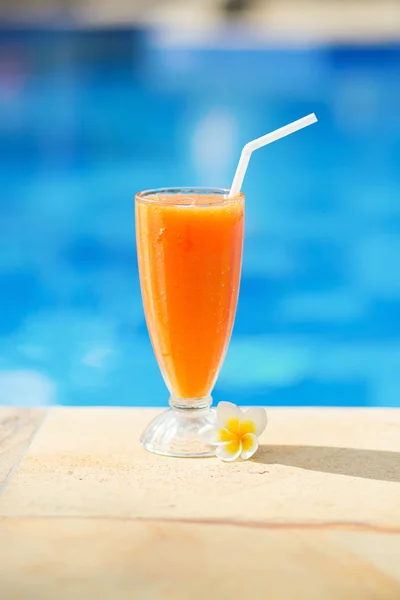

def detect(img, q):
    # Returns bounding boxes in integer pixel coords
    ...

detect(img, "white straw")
[228,113,318,198]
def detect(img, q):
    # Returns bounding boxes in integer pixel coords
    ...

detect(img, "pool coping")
[1,406,400,598]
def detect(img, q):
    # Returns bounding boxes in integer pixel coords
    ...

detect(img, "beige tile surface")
[76,0,400,43]
[0,407,399,600]
[0,408,46,491]
[329,530,400,584]
[0,518,399,600]
[0,407,399,524]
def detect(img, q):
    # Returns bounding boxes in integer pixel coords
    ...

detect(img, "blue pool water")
[1,28,400,407]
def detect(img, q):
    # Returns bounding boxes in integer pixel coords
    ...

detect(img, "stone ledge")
[0,406,399,599]
[1,517,400,600]
[0,408,46,492]
[0,407,399,523]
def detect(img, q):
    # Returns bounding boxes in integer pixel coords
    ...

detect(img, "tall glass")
[135,187,244,456]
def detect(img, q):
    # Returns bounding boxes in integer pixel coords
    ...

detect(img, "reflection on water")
[0,29,400,406]
[0,370,55,406]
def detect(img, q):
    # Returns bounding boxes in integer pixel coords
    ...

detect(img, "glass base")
[140,399,216,458]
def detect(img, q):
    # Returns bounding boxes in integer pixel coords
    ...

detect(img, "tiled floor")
[1,407,400,598]
[76,0,400,42]
[0,408,45,489]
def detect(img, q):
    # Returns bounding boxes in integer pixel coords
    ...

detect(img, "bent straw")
[228,113,318,198]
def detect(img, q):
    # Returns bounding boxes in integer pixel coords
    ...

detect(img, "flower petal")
[199,425,220,445]
[217,401,242,430]
[242,407,267,436]
[241,433,259,460]
[216,439,242,462]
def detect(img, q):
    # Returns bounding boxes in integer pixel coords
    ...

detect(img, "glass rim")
[135,187,244,206]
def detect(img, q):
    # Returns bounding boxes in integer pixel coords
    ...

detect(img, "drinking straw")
[228,113,318,198]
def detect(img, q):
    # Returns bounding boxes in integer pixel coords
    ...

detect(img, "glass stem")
[169,396,212,411]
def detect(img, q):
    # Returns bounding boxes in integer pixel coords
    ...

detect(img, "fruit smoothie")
[135,189,244,400]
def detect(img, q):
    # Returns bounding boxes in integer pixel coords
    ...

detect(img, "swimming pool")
[1,28,400,407]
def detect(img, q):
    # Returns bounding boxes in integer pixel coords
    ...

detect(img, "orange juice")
[135,189,244,400]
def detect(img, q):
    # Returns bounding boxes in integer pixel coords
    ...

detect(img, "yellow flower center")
[218,418,256,448]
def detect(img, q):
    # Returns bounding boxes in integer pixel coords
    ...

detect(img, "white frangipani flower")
[201,401,267,461]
